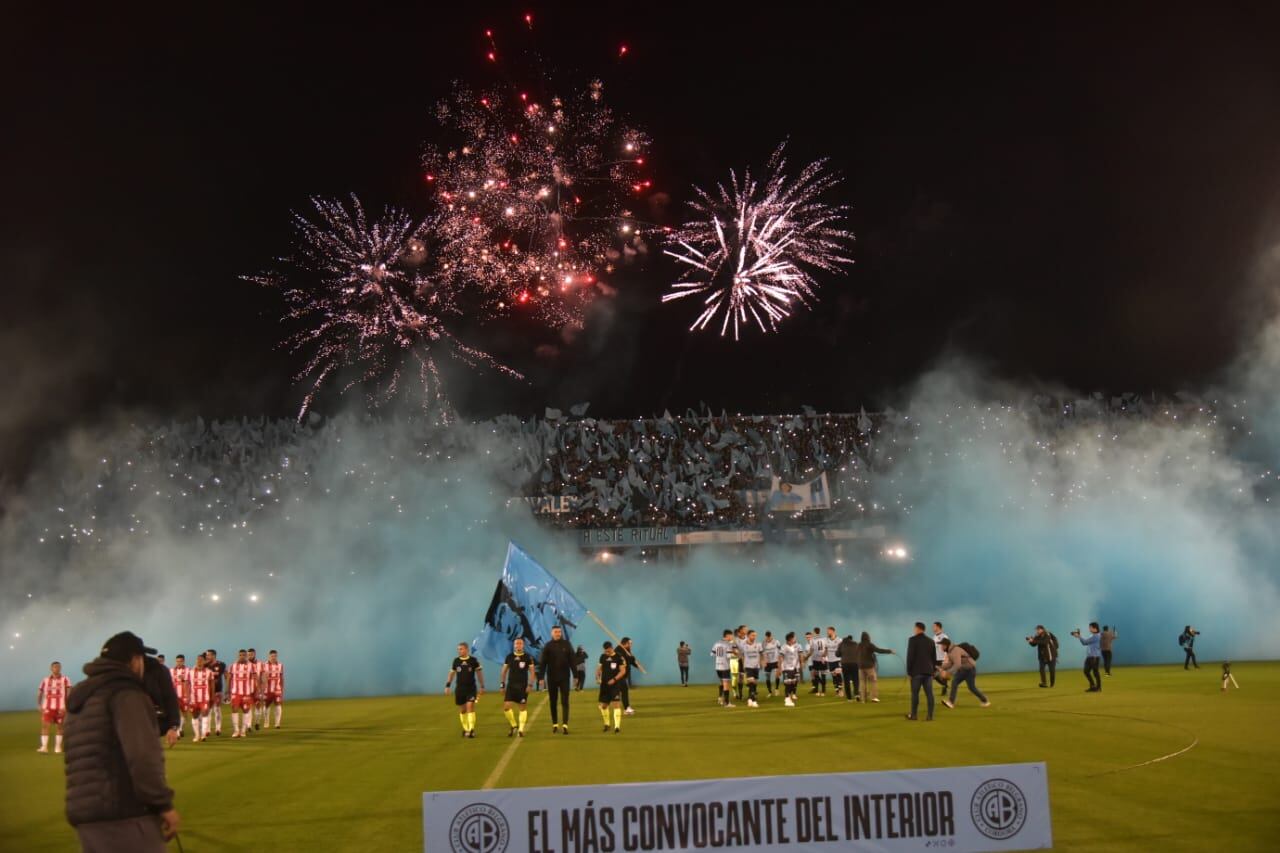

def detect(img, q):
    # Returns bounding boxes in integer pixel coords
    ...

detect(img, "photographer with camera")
[1179,626,1200,670]
[1072,623,1103,692]
[1026,625,1059,688]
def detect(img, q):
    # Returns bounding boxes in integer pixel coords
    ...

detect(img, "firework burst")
[423,79,651,326]
[662,143,854,339]
[248,196,522,420]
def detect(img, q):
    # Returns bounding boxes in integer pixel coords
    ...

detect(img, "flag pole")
[587,610,647,673]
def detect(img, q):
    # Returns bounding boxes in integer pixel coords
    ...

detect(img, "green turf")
[2,663,1276,851]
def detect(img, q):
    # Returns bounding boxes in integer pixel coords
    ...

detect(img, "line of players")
[34,647,285,753]
[445,632,631,738]
[711,625,900,708]
[165,648,284,742]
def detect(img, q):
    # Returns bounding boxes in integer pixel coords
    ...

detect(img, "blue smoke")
[2,330,1278,709]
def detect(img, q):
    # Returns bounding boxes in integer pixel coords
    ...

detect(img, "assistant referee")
[538,625,575,734]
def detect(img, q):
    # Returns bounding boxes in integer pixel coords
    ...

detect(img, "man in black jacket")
[1026,626,1059,688]
[905,622,937,721]
[538,625,576,734]
[837,635,861,701]
[143,654,181,746]
[618,637,639,715]
[64,631,181,851]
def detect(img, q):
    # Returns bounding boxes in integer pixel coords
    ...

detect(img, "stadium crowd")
[14,394,1261,551]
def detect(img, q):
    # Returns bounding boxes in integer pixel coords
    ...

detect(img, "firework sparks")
[662,143,854,339]
[423,78,651,326]
[247,196,522,420]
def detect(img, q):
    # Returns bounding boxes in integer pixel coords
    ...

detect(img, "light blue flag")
[474,542,588,663]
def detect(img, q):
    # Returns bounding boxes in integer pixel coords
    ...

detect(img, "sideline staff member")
[65,631,180,852]
[538,625,575,734]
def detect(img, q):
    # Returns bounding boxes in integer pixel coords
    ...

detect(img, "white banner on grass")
[423,762,1051,853]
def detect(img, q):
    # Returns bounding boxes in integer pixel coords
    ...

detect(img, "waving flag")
[474,542,588,662]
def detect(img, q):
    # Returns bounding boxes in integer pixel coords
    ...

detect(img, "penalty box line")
[482,695,550,790]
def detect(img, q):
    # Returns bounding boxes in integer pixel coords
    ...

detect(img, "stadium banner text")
[423,762,1051,853]
[577,526,679,548]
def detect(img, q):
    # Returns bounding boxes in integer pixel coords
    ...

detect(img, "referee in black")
[618,637,639,714]
[538,625,576,734]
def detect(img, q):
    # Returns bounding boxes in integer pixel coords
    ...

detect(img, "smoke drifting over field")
[2,294,1278,710]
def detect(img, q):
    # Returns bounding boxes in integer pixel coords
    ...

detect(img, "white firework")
[248,196,522,420]
[662,143,854,339]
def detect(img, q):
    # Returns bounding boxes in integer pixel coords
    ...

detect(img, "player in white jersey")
[263,650,285,729]
[780,633,805,706]
[807,630,827,695]
[762,632,781,697]
[170,654,192,739]
[732,625,750,702]
[227,649,257,738]
[824,626,846,697]
[740,630,764,707]
[188,654,216,742]
[37,661,72,753]
[932,622,950,687]
[711,629,735,707]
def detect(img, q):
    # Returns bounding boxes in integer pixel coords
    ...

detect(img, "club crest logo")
[450,803,509,853]
[970,778,1027,840]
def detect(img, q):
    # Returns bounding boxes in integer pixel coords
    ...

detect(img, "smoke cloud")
[2,287,1278,711]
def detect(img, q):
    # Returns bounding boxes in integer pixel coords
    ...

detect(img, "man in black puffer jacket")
[64,631,180,852]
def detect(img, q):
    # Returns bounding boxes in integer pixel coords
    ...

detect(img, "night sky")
[5,2,1280,476]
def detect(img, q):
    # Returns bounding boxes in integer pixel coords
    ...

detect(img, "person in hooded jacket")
[855,631,895,703]
[141,654,181,747]
[64,631,180,852]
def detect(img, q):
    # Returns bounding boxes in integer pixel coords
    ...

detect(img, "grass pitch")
[1,663,1276,851]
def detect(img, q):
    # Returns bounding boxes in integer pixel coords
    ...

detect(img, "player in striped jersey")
[263,650,285,729]
[246,648,265,731]
[762,631,781,697]
[807,630,827,695]
[170,654,191,739]
[36,662,72,753]
[711,629,735,708]
[188,654,216,742]
[780,633,804,707]
[741,630,764,707]
[227,649,257,738]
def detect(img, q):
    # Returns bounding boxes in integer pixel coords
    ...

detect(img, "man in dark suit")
[905,622,937,721]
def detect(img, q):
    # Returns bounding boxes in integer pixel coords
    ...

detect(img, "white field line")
[482,695,548,790]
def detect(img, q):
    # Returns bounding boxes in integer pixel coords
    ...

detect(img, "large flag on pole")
[474,542,588,662]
